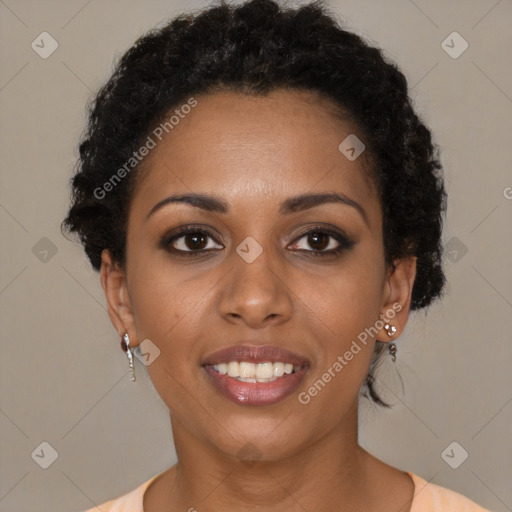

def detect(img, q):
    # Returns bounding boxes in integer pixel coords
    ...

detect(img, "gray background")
[0,0,511,511]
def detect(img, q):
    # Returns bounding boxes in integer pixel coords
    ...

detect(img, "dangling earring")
[384,323,397,362]
[120,332,136,381]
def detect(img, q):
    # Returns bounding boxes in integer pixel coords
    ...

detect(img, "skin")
[100,89,417,511]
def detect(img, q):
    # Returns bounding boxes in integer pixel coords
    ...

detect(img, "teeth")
[273,362,285,377]
[239,362,256,378]
[212,361,301,380]
[238,376,280,383]
[216,363,228,375]
[227,362,239,377]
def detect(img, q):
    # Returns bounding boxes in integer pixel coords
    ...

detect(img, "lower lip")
[203,365,309,406]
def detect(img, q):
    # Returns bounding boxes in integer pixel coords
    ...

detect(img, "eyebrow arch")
[146,191,368,225]
[279,192,368,225]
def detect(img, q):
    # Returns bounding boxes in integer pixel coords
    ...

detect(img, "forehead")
[130,89,380,224]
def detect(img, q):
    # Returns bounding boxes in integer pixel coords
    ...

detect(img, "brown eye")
[289,227,355,257]
[162,227,223,256]
[306,231,330,251]
[180,232,208,251]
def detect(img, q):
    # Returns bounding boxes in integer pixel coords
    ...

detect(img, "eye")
[160,224,355,259]
[161,227,223,257]
[289,227,354,257]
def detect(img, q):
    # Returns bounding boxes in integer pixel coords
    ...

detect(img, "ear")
[376,256,417,342]
[100,249,139,348]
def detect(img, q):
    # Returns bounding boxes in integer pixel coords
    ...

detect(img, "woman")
[62,0,491,510]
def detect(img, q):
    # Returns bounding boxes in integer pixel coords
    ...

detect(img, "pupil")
[309,232,328,250]
[187,233,206,250]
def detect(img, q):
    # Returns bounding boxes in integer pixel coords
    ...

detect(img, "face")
[101,89,416,461]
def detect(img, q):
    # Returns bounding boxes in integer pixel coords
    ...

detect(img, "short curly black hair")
[61,0,447,408]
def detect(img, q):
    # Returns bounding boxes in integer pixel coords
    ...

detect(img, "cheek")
[126,262,219,392]
[295,272,382,418]
[129,270,209,352]
[127,275,202,415]
[298,253,384,390]
[306,254,384,335]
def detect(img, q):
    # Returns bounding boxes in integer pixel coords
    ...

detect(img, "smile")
[202,344,310,406]
[212,361,301,382]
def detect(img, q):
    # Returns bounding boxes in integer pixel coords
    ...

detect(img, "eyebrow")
[146,191,368,225]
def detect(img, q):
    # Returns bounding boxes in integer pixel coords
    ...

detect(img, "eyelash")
[160,224,355,259]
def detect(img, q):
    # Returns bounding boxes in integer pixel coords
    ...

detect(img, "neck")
[165,401,377,511]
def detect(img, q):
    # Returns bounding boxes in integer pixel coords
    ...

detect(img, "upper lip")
[202,344,310,367]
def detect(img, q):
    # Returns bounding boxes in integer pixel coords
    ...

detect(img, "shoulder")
[81,473,161,512]
[408,472,492,512]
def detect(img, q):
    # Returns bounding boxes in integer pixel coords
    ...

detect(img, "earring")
[384,323,397,363]
[388,342,397,362]
[120,333,136,382]
[384,323,397,336]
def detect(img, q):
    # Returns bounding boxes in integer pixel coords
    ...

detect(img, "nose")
[217,243,294,329]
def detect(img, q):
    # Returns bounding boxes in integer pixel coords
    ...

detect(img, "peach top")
[83,471,492,511]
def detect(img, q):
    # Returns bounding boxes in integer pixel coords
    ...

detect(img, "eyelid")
[160,223,355,257]
[159,223,357,260]
[289,225,354,253]
[160,225,224,252]
[291,224,350,242]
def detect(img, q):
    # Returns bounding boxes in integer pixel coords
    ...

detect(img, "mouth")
[201,345,310,406]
